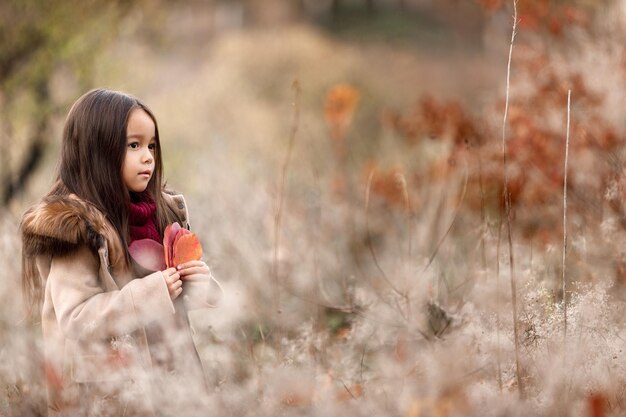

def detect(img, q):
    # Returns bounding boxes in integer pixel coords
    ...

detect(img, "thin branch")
[341,381,357,399]
[351,204,412,320]
[478,151,487,270]
[273,79,301,292]
[398,172,412,262]
[501,0,524,398]
[496,216,503,393]
[360,347,366,383]
[365,169,406,301]
[276,278,353,312]
[562,90,571,339]
[272,79,301,349]
[311,162,324,327]
[421,167,469,274]
[400,172,413,316]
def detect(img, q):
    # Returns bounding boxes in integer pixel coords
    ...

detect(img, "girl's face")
[123,108,156,193]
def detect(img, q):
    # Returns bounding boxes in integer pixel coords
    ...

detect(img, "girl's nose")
[143,149,154,164]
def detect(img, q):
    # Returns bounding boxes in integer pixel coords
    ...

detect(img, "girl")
[20,89,221,417]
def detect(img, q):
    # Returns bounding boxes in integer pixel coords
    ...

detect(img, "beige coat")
[21,192,220,417]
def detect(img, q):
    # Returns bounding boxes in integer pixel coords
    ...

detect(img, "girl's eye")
[128,142,139,149]
[148,143,156,150]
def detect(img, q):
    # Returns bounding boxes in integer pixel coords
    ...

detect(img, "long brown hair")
[48,88,170,261]
[20,89,175,314]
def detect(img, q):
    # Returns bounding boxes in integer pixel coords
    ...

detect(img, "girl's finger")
[170,283,182,294]
[178,267,210,278]
[166,272,180,283]
[169,279,182,291]
[163,267,177,275]
[176,261,206,270]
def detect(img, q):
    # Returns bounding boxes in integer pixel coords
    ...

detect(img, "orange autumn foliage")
[381,44,624,246]
[325,84,360,143]
[363,163,409,208]
[383,96,482,148]
[477,0,592,35]
[172,233,203,267]
[479,0,503,14]
[164,222,203,268]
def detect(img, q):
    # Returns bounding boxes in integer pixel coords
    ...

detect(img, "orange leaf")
[324,84,360,142]
[172,233,203,267]
[163,222,182,268]
[172,228,191,259]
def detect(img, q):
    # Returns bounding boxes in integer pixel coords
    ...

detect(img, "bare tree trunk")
[332,0,341,17]
[1,81,49,207]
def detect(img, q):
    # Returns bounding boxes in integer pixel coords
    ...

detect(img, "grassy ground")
[3,2,626,416]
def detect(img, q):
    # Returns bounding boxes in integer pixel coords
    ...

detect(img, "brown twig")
[399,172,413,316]
[496,216,503,393]
[421,167,468,274]
[562,89,571,339]
[272,79,301,348]
[341,381,357,399]
[398,172,413,263]
[478,152,487,270]
[365,169,408,316]
[501,0,523,398]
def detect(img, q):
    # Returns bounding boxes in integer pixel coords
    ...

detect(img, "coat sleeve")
[166,192,223,310]
[182,270,223,311]
[48,245,175,341]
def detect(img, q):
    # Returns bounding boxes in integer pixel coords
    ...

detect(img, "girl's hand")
[177,260,211,280]
[177,260,223,309]
[162,267,183,300]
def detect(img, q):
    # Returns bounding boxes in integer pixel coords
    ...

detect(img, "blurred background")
[3,0,626,415]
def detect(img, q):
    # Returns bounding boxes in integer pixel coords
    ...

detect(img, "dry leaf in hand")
[172,233,203,267]
[129,239,166,271]
[163,222,204,268]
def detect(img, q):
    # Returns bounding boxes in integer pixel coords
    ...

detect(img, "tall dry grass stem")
[495,217,503,392]
[501,0,523,398]
[562,89,571,338]
[399,172,413,315]
[398,173,412,264]
[272,79,301,349]
[478,153,487,270]
[365,169,409,320]
[421,168,468,274]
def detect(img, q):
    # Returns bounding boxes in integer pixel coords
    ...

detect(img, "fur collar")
[21,194,108,257]
[21,191,187,258]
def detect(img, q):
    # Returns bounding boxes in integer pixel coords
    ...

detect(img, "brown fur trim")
[21,194,107,257]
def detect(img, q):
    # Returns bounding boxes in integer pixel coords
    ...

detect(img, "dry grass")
[3,3,626,416]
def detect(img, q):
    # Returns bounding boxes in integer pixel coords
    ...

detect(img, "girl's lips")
[139,172,151,178]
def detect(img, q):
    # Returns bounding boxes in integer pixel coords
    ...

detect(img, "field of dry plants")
[2,0,626,416]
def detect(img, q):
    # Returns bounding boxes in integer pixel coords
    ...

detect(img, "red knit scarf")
[128,193,161,244]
